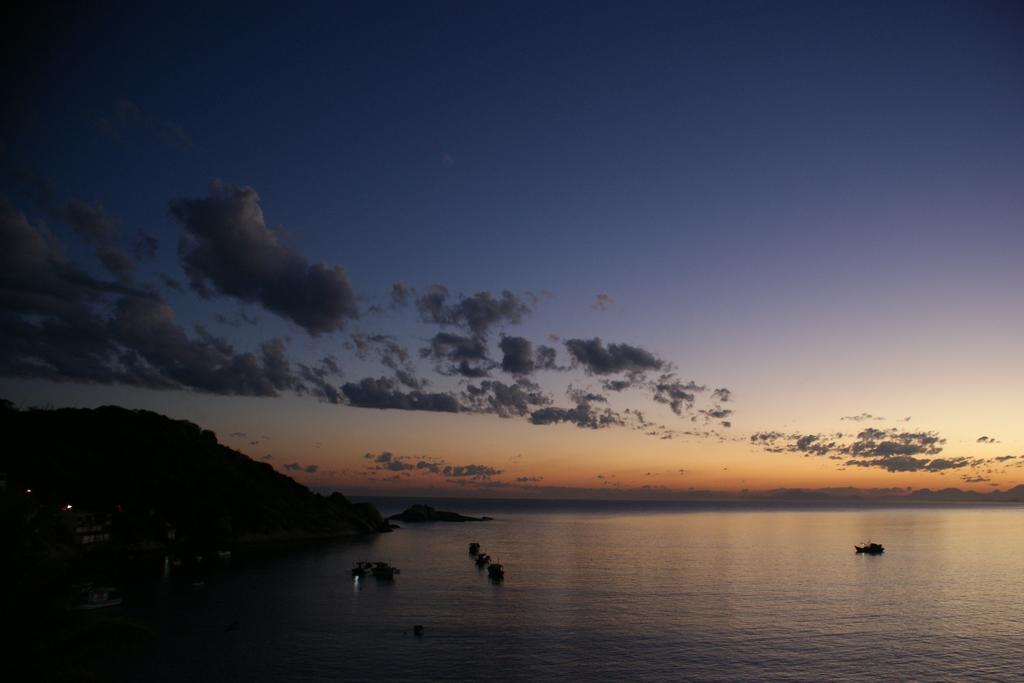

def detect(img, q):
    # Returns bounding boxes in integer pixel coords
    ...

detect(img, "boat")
[351,561,373,578]
[371,561,401,579]
[487,563,504,580]
[475,553,491,567]
[67,583,123,611]
[855,542,885,554]
[468,542,480,555]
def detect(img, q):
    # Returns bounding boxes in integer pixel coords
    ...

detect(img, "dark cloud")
[110,296,300,396]
[283,462,319,473]
[423,332,493,377]
[712,388,732,402]
[463,378,551,418]
[442,464,502,478]
[841,413,885,422]
[297,356,343,404]
[366,452,501,479]
[63,201,135,283]
[652,375,705,416]
[529,395,624,430]
[500,336,533,375]
[2,201,303,395]
[171,181,359,335]
[391,282,412,307]
[515,476,544,483]
[535,345,559,370]
[700,407,734,420]
[415,284,530,337]
[341,377,460,413]
[564,338,664,375]
[976,436,998,444]
[601,379,634,392]
[348,332,422,386]
[846,428,945,458]
[753,428,958,473]
[363,451,415,472]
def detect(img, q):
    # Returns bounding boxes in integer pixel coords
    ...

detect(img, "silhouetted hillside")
[0,402,389,546]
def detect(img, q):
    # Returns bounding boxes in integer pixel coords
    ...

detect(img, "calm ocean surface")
[107,501,1024,681]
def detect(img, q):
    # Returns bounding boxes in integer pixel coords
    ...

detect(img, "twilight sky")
[2,0,1022,497]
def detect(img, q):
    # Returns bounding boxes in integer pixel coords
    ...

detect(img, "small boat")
[468,542,480,555]
[371,562,401,579]
[475,553,491,567]
[216,550,232,560]
[351,561,373,578]
[68,584,123,611]
[855,542,884,554]
[487,563,504,580]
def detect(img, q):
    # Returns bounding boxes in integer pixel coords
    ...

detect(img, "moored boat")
[469,542,480,555]
[855,542,884,554]
[68,583,123,611]
[371,561,401,579]
[487,563,504,580]
[475,553,491,567]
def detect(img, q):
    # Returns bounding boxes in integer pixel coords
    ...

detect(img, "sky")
[2,0,1022,497]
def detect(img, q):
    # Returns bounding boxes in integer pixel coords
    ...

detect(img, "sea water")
[108,501,1024,681]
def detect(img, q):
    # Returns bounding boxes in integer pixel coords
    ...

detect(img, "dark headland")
[0,401,389,680]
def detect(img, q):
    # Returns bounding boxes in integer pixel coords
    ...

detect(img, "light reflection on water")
[113,504,1024,681]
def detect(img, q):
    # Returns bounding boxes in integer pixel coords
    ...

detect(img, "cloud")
[846,427,945,458]
[171,181,359,335]
[976,436,999,444]
[535,345,559,370]
[652,375,705,416]
[365,452,501,479]
[499,336,534,375]
[841,413,885,422]
[700,407,733,420]
[712,388,732,403]
[283,462,319,473]
[443,464,502,478]
[390,282,412,307]
[110,296,301,396]
[564,338,664,375]
[348,333,423,386]
[415,284,530,337]
[341,376,460,412]
[463,378,551,418]
[422,332,493,377]
[751,428,959,473]
[592,293,614,311]
[0,199,132,318]
[529,395,624,430]
[63,200,135,283]
[363,451,415,472]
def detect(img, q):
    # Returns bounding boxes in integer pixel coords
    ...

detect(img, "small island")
[388,504,492,523]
